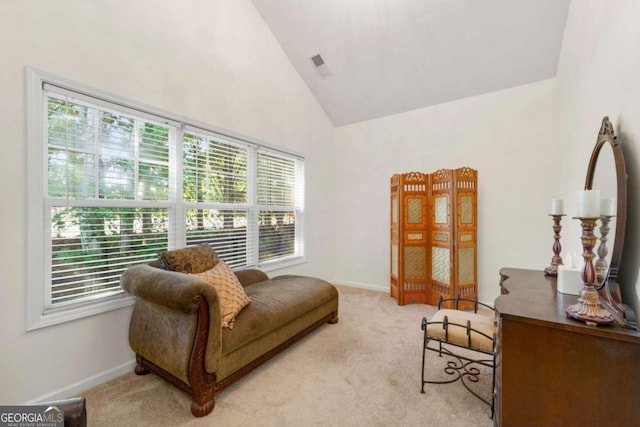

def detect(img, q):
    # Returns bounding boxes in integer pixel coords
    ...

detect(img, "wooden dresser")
[494,268,640,426]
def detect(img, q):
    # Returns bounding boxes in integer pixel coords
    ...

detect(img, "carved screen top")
[403,171,427,182]
[456,167,477,180]
[431,168,452,182]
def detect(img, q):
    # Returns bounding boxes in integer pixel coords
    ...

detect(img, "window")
[27,68,305,329]
[182,130,249,268]
[256,151,303,263]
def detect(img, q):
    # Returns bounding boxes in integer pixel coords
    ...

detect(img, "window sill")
[27,294,135,331]
[257,256,306,273]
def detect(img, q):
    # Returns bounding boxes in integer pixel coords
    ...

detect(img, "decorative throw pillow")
[158,244,219,274]
[193,261,251,329]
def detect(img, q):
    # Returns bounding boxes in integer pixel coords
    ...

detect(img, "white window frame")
[26,68,305,330]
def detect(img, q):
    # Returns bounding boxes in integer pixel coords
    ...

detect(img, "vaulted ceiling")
[251,0,571,126]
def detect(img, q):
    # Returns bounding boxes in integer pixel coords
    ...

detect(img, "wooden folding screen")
[390,172,430,305]
[391,168,477,307]
[429,167,478,308]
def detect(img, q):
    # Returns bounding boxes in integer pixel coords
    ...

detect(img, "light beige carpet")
[82,285,493,426]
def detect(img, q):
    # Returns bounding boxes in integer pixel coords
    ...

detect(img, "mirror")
[588,132,618,284]
[584,116,633,326]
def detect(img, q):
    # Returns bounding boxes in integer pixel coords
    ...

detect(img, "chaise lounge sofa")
[121,244,339,417]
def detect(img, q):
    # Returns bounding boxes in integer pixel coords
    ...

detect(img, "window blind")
[183,131,247,204]
[183,130,250,268]
[45,90,174,309]
[256,150,303,262]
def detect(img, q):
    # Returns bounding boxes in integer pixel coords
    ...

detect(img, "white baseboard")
[26,359,136,404]
[331,279,388,293]
[332,280,494,308]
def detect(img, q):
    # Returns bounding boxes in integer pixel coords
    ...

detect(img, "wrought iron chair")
[421,296,496,418]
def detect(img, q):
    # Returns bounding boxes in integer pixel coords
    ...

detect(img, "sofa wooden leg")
[134,355,150,375]
[190,398,215,417]
[328,313,339,324]
[191,383,215,417]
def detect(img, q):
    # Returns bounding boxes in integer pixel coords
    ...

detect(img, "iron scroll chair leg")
[421,317,427,393]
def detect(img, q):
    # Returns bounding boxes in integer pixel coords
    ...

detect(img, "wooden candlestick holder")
[595,215,614,283]
[544,214,565,277]
[565,217,614,326]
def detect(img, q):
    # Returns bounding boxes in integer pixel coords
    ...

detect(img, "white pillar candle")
[577,190,600,217]
[600,198,616,216]
[551,199,564,215]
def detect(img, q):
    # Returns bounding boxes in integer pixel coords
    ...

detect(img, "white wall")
[0,0,334,403]
[4,0,639,406]
[330,0,640,318]
[556,0,640,315]
[333,79,558,304]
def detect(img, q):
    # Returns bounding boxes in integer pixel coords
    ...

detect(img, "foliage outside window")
[28,70,304,329]
[47,94,172,307]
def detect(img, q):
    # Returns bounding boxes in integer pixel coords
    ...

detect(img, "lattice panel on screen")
[458,247,475,285]
[407,197,423,224]
[460,195,473,224]
[434,196,448,224]
[459,233,473,242]
[434,232,448,242]
[404,246,426,277]
[392,197,398,223]
[391,244,398,277]
[432,247,450,285]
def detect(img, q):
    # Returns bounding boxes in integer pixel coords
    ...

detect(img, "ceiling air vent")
[310,54,331,78]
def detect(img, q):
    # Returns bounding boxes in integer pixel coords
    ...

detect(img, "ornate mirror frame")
[584,116,634,326]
